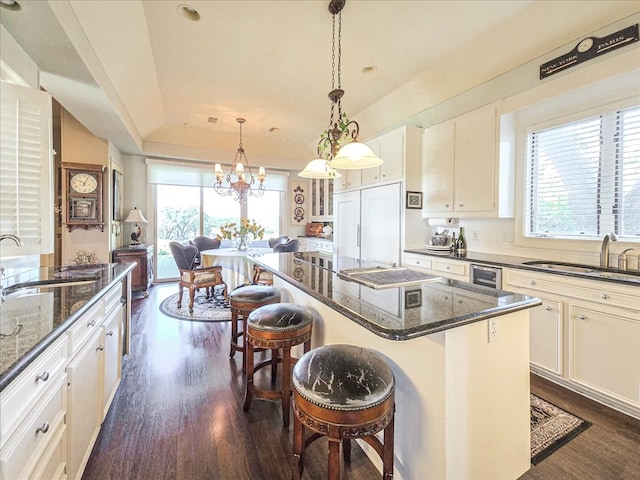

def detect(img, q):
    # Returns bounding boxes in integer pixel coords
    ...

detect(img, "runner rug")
[159,286,231,322]
[530,393,591,465]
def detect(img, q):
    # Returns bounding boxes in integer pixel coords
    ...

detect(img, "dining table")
[200,247,273,291]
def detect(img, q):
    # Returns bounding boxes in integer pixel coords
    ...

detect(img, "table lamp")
[124,207,148,245]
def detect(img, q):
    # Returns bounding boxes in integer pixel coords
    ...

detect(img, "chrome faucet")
[0,234,24,246]
[0,234,24,304]
[599,232,618,268]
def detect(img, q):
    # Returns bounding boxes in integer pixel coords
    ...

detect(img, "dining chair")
[268,235,289,248]
[169,241,227,313]
[273,239,300,253]
[190,236,221,266]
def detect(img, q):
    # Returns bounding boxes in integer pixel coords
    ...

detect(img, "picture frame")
[113,169,123,221]
[406,191,423,209]
[405,289,422,309]
[70,197,98,220]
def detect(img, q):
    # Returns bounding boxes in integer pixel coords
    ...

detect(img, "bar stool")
[228,285,281,373]
[291,344,395,480]
[243,303,313,428]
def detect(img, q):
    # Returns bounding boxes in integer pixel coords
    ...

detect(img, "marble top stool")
[243,303,313,428]
[228,285,281,373]
[291,344,396,480]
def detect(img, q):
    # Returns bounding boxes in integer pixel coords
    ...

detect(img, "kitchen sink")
[523,261,640,283]
[523,261,597,273]
[3,278,98,299]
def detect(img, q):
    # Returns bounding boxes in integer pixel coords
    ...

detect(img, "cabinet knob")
[35,371,50,383]
[459,203,464,207]
[106,330,114,336]
[96,344,104,351]
[578,314,587,320]
[88,320,97,327]
[445,204,450,208]
[445,266,450,270]
[529,280,536,286]
[600,293,608,300]
[544,306,552,312]
[35,422,50,434]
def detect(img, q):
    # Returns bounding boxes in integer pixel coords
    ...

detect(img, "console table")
[112,244,154,297]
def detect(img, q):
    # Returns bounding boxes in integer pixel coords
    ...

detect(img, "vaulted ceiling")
[2,0,638,169]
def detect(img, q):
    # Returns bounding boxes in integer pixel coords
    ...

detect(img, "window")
[525,105,640,239]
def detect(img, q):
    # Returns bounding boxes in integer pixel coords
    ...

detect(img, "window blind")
[525,105,640,239]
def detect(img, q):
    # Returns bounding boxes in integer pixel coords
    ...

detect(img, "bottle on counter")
[456,227,467,256]
[450,232,456,254]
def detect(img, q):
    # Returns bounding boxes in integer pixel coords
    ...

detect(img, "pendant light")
[298,0,382,178]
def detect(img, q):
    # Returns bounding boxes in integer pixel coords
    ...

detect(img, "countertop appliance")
[469,263,502,289]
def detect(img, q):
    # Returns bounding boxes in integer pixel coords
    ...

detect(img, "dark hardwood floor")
[83,283,640,480]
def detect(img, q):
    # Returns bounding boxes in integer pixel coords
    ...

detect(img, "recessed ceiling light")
[361,66,377,75]
[178,4,200,21]
[0,0,22,11]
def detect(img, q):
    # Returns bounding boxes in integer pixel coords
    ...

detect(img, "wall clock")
[62,162,106,232]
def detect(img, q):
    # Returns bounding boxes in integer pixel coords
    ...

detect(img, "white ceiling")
[1,0,639,169]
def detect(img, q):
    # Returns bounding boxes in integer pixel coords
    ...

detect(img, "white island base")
[276,278,531,480]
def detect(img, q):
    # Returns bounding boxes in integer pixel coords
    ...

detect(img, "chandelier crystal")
[214,118,266,201]
[298,0,382,179]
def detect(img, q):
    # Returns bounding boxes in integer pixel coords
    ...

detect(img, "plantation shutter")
[0,82,53,255]
[525,105,640,238]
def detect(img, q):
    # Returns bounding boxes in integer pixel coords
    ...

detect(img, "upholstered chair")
[273,239,300,253]
[169,241,227,313]
[268,235,289,248]
[190,236,221,266]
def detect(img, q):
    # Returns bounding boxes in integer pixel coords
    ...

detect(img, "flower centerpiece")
[217,218,265,251]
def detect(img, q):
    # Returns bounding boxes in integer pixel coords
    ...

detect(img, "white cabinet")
[0,336,67,480]
[66,327,102,480]
[0,82,54,256]
[569,304,640,405]
[503,268,640,418]
[101,291,123,418]
[422,102,513,218]
[310,178,334,220]
[405,254,467,283]
[333,169,361,191]
[335,183,401,267]
[529,299,563,375]
[362,129,405,186]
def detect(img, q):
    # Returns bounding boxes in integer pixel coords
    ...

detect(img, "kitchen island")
[252,252,541,480]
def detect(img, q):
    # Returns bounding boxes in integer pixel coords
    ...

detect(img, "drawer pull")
[106,330,114,336]
[600,293,608,300]
[544,306,552,312]
[444,204,450,208]
[459,203,464,207]
[578,314,587,320]
[88,320,97,327]
[96,344,105,351]
[529,280,536,286]
[445,266,451,270]
[35,371,50,383]
[35,422,50,434]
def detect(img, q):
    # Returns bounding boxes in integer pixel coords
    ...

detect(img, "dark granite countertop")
[0,263,134,391]
[404,248,640,286]
[250,252,540,341]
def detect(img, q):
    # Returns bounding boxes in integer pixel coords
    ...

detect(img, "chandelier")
[214,118,266,201]
[298,0,382,179]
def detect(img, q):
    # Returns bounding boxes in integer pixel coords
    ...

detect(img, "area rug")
[159,286,231,322]
[530,393,591,465]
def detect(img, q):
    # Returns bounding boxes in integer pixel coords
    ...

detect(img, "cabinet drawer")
[0,374,66,480]
[0,335,67,444]
[505,271,639,311]
[403,254,432,271]
[68,300,103,355]
[431,259,467,279]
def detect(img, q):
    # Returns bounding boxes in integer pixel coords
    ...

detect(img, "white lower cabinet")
[67,328,102,480]
[503,268,640,418]
[569,304,640,405]
[529,299,563,376]
[0,280,125,480]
